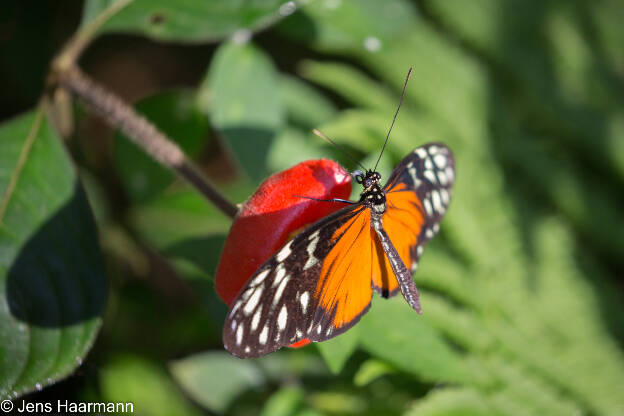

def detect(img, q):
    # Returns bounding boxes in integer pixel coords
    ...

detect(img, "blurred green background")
[1,0,623,415]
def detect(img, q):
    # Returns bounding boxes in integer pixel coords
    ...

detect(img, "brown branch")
[56,65,238,219]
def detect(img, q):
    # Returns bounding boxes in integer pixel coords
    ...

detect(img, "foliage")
[1,0,623,415]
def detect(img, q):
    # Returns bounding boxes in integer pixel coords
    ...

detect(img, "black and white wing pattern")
[381,143,455,275]
[223,204,371,358]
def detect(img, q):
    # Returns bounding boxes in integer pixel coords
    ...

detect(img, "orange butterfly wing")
[313,208,373,335]
[372,144,455,298]
[371,183,425,296]
[223,205,375,357]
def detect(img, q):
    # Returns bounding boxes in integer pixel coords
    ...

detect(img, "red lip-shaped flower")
[216,159,352,348]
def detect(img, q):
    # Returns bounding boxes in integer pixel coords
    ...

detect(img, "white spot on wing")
[423,198,433,216]
[437,170,448,186]
[251,306,262,331]
[408,165,421,188]
[241,287,254,301]
[415,148,427,158]
[252,269,270,286]
[431,190,443,212]
[276,241,292,262]
[300,292,309,314]
[303,232,321,270]
[230,301,242,316]
[278,305,288,330]
[440,188,450,205]
[424,169,437,184]
[236,325,244,345]
[433,154,447,168]
[259,325,268,345]
[273,275,290,306]
[273,264,287,287]
[445,166,454,183]
[425,158,433,170]
[243,286,263,315]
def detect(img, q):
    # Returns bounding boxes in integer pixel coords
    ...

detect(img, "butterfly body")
[223,143,454,358]
[358,172,386,214]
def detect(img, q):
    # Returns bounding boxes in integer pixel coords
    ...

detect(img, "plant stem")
[52,0,134,73]
[57,65,238,219]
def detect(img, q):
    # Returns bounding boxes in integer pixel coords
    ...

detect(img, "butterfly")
[223,69,455,358]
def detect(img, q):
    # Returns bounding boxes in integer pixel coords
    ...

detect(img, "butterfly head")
[353,170,381,189]
[354,170,386,214]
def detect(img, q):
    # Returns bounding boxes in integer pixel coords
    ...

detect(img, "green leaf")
[300,60,396,111]
[0,110,106,398]
[114,90,209,203]
[404,387,494,416]
[353,359,396,387]
[100,355,202,416]
[316,323,360,374]
[201,41,284,182]
[87,0,306,43]
[279,74,337,129]
[485,357,583,416]
[278,0,417,53]
[169,351,265,414]
[261,387,305,416]
[418,292,492,353]
[359,297,473,384]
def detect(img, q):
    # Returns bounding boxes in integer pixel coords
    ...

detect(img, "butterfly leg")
[372,217,422,314]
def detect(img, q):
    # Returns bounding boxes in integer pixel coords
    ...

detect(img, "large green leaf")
[200,41,284,183]
[84,0,306,43]
[0,110,106,398]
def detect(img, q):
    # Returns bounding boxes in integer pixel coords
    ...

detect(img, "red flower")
[216,159,352,348]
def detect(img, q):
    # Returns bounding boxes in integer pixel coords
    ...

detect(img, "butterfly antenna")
[374,67,413,172]
[312,128,368,172]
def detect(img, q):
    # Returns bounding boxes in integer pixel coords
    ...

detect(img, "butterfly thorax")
[357,171,386,215]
